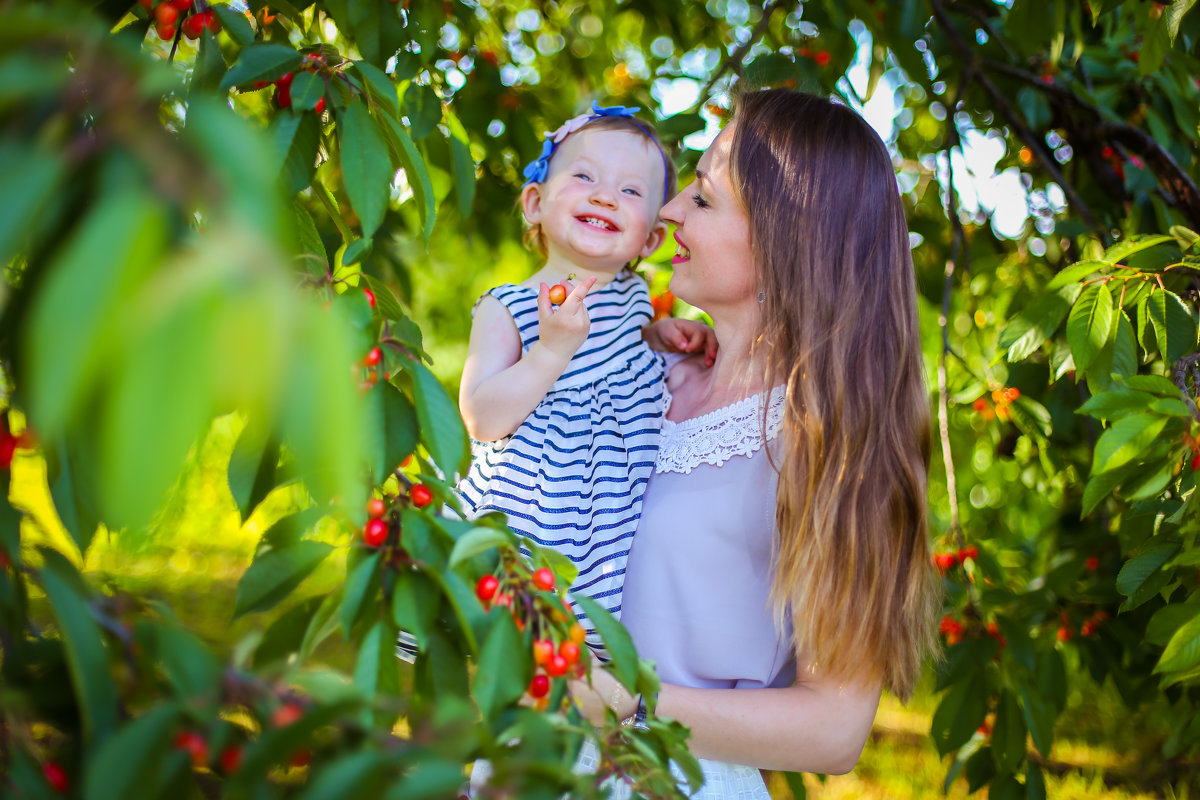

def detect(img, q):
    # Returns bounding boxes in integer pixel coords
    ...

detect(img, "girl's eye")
[691,193,710,209]
[574,172,593,181]
[622,187,642,197]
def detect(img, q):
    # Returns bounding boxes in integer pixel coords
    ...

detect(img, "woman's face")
[659,124,757,314]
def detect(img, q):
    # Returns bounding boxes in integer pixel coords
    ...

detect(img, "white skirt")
[574,739,771,800]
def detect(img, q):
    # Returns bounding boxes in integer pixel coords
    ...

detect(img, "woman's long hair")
[730,89,940,701]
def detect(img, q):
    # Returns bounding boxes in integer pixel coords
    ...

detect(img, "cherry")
[290,749,311,768]
[204,9,221,32]
[182,12,205,39]
[532,638,554,665]
[1085,556,1100,571]
[568,624,586,645]
[1056,625,1072,643]
[43,762,69,793]
[155,20,177,39]
[932,552,958,573]
[219,745,243,774]
[362,287,376,308]
[545,654,568,677]
[367,497,387,519]
[272,702,303,727]
[559,640,580,665]
[494,592,513,609]
[363,518,388,547]
[364,346,382,367]
[958,545,978,562]
[138,0,153,9]
[814,50,831,67]
[528,673,550,698]
[174,730,209,768]
[531,567,555,592]
[154,2,178,24]
[1191,451,1200,472]
[475,574,499,604]
[410,483,433,508]
[0,434,16,469]
[313,96,326,114]
[548,284,567,305]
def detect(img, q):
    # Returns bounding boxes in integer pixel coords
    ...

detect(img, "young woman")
[574,89,941,797]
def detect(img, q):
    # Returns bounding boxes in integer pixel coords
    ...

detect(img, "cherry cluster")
[932,544,977,575]
[138,0,221,42]
[474,563,589,708]
[971,387,1020,421]
[938,614,1006,650]
[361,479,433,548]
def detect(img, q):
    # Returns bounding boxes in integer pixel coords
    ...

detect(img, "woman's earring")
[757,290,766,303]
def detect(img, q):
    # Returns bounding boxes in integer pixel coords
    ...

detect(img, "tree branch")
[689,0,785,111]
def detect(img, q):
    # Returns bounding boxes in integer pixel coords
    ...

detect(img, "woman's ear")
[640,219,668,258]
[520,183,543,224]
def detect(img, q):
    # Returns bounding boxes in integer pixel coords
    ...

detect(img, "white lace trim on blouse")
[656,386,786,474]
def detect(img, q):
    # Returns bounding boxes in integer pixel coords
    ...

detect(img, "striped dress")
[457,270,667,647]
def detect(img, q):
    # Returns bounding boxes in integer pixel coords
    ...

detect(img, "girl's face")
[521,128,667,275]
[660,125,757,313]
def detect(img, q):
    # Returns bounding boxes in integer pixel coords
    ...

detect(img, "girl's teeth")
[581,217,614,230]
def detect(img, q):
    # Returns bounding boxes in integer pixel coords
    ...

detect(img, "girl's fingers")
[566,275,598,306]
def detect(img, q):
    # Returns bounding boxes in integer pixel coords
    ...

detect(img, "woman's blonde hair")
[523,115,678,259]
[729,89,940,701]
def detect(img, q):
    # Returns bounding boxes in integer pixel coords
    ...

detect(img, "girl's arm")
[460,278,596,442]
[573,665,880,775]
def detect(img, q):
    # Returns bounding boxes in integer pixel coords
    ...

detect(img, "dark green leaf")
[448,130,476,218]
[0,144,64,267]
[353,60,399,118]
[403,83,442,140]
[657,112,706,141]
[341,550,381,637]
[156,625,220,708]
[448,527,516,566]
[472,611,527,719]
[1102,234,1175,264]
[1092,413,1169,474]
[210,3,256,45]
[391,569,437,651]
[296,751,385,800]
[379,113,436,244]
[272,110,321,196]
[289,71,326,111]
[404,359,468,478]
[190,30,227,94]
[343,237,373,265]
[573,594,640,692]
[930,671,987,756]
[992,691,1027,773]
[339,101,392,236]
[220,43,301,90]
[1146,290,1197,364]
[83,704,181,800]
[1016,681,1056,758]
[1116,539,1180,597]
[227,422,281,522]
[1157,611,1200,674]
[1066,282,1114,371]
[998,284,1080,362]
[1147,603,1200,646]
[255,596,325,668]
[234,540,335,617]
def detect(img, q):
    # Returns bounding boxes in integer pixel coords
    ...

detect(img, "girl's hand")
[536,276,597,360]
[643,318,718,367]
[569,667,637,726]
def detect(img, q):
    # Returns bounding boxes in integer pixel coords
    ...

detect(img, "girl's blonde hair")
[730,89,940,701]
[523,115,678,259]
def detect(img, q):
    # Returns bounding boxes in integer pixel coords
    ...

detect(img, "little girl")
[456,104,713,645]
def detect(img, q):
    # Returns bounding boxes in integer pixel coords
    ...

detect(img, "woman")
[575,89,941,796]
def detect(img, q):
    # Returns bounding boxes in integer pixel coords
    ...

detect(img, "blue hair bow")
[521,102,642,186]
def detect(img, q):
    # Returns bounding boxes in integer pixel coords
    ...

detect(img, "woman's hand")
[570,667,638,726]
[642,318,717,367]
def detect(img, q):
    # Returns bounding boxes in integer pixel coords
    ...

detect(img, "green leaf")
[1091,413,1169,474]
[339,101,392,237]
[573,594,640,692]
[83,704,181,800]
[190,32,229,96]
[286,198,328,274]
[379,113,436,244]
[930,671,987,756]
[227,422,281,521]
[45,438,100,553]
[296,752,385,800]
[657,112,707,141]
[1077,388,1160,420]
[391,569,437,651]
[1147,603,1200,646]
[404,360,468,478]
[341,550,381,637]
[39,551,119,746]
[289,71,326,111]
[448,527,516,566]
[992,691,1027,774]
[1066,282,1114,371]
[1016,680,1056,758]
[403,83,442,140]
[780,773,808,800]
[1157,612,1200,674]
[382,383,419,476]
[352,60,399,118]
[1026,762,1047,800]
[0,144,64,267]
[472,612,527,719]
[1044,260,1106,291]
[1101,234,1175,264]
[343,237,373,265]
[360,274,407,323]
[220,43,301,91]
[990,773,1024,800]
[1116,539,1180,597]
[1146,290,1197,364]
[383,761,470,800]
[210,3,256,45]
[448,129,476,218]
[156,625,221,708]
[272,109,321,196]
[999,284,1081,362]
[234,540,335,617]
[1110,311,1137,380]
[255,595,325,667]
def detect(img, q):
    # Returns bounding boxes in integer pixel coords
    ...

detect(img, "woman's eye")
[691,193,710,209]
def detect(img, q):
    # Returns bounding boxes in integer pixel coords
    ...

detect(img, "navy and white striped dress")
[458,270,667,646]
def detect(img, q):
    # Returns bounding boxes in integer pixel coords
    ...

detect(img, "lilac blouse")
[621,386,796,689]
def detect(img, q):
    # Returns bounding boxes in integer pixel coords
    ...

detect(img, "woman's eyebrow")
[694,169,708,184]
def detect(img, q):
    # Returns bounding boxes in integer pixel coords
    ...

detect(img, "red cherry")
[528,673,550,698]
[173,731,209,768]
[367,497,387,519]
[568,624,586,645]
[494,592,513,609]
[154,2,178,24]
[170,0,192,10]
[364,346,382,367]
[271,702,303,727]
[155,20,176,39]
[219,745,243,774]
[1085,556,1100,572]
[532,638,554,665]
[290,748,311,768]
[475,574,499,604]
[410,483,433,509]
[138,0,153,9]
[559,640,580,665]
[182,13,205,39]
[531,567,555,592]
[932,552,958,573]
[204,9,221,32]
[1191,451,1200,472]
[545,654,568,677]
[814,50,831,67]
[362,287,376,308]
[1056,625,1072,642]
[548,284,567,305]
[42,762,69,793]
[276,71,294,90]
[0,434,16,469]
[313,96,326,114]
[958,545,978,562]
[363,518,388,547]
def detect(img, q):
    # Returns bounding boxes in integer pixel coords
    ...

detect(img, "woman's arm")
[573,665,880,775]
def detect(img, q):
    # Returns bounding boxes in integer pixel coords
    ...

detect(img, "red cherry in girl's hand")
[531,567,555,591]
[548,284,567,305]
